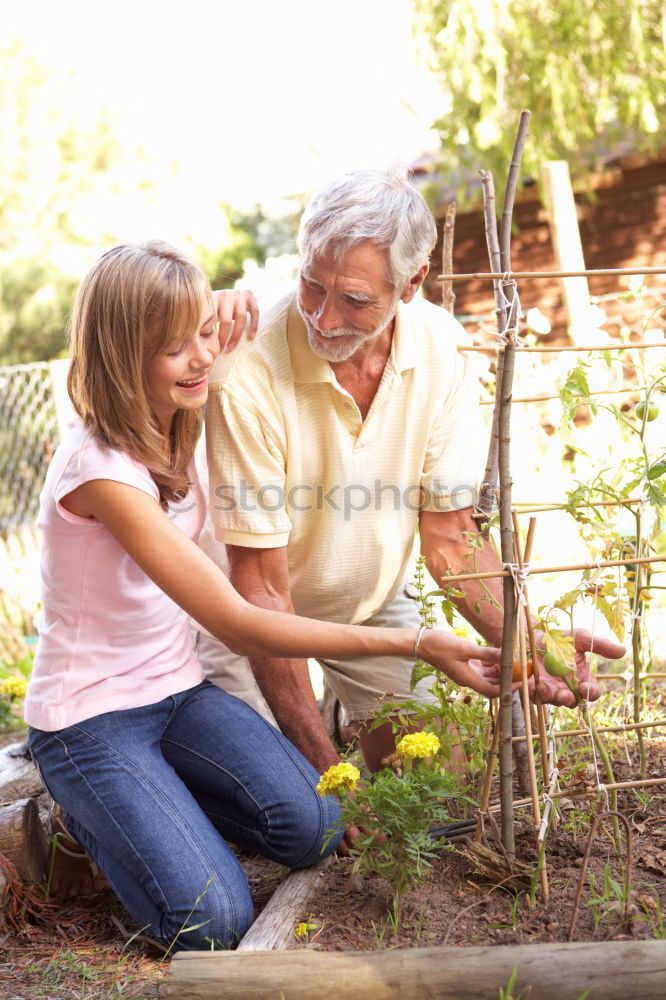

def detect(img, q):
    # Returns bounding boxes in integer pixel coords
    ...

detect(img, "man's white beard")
[298,297,398,363]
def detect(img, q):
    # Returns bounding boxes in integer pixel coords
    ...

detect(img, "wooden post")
[0,741,43,802]
[541,160,591,341]
[441,202,457,314]
[0,797,49,883]
[165,940,666,999]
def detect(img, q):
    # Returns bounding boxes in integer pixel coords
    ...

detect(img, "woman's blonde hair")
[67,240,211,506]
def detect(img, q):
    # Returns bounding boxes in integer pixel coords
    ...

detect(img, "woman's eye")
[166,346,183,357]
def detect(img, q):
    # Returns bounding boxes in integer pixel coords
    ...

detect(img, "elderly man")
[197,168,623,778]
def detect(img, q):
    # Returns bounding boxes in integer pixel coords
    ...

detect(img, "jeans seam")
[163,721,327,868]
[161,738,269,833]
[50,729,238,927]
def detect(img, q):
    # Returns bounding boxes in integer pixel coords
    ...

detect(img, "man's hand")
[533,629,626,707]
[212,289,259,352]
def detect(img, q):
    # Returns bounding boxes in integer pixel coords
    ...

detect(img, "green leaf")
[554,588,581,612]
[595,594,626,643]
[647,462,666,481]
[410,661,436,691]
[544,628,576,670]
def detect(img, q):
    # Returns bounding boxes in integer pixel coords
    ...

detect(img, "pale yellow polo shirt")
[204,292,481,625]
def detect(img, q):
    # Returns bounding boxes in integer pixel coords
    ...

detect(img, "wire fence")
[0,363,60,536]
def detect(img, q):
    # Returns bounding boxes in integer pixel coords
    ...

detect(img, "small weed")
[586,863,629,935]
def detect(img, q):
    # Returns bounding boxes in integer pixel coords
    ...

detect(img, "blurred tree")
[197,204,301,289]
[416,0,666,202]
[0,42,279,364]
[0,42,125,363]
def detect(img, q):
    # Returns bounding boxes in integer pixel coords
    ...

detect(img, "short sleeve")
[205,386,291,547]
[420,346,482,512]
[54,434,159,522]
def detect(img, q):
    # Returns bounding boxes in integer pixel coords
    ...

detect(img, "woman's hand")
[212,289,259,352]
[418,630,517,699]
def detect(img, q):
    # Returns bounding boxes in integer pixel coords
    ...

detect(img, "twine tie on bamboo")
[505,562,530,608]
[497,279,523,347]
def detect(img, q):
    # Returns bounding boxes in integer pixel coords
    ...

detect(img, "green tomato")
[542,651,572,679]
[635,400,659,422]
[543,651,579,695]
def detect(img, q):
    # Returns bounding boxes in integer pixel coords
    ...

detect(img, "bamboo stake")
[515,515,550,788]
[496,111,531,856]
[441,202,457,314]
[488,776,666,812]
[437,553,666,587]
[516,578,548,900]
[438,266,666,280]
[598,673,666,682]
[476,170,506,516]
[513,498,643,513]
[459,342,666,353]
[474,713,501,844]
[513,718,666,742]
[537,760,560,845]
[480,385,648,405]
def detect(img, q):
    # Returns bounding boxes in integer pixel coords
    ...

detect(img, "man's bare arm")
[227,544,341,773]
[419,508,505,646]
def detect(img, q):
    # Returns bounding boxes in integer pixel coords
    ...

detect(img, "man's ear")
[399,264,429,304]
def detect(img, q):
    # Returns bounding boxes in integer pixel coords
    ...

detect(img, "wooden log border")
[165,938,666,999]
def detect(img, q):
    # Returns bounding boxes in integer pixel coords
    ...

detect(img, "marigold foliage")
[316,762,360,797]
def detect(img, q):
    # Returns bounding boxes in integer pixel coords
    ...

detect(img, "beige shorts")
[196,585,440,726]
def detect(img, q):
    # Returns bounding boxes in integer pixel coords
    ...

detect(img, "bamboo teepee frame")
[437,112,666,880]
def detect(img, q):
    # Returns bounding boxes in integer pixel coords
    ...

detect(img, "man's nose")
[315,296,343,330]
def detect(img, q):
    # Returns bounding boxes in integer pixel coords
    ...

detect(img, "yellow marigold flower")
[294,922,310,940]
[396,731,440,759]
[0,676,27,700]
[316,762,360,797]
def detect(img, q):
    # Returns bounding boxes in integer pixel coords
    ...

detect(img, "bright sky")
[5,0,442,236]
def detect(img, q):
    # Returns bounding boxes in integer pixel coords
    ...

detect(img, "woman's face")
[146,297,219,429]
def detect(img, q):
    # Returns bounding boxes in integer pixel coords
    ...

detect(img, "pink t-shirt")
[25,422,206,731]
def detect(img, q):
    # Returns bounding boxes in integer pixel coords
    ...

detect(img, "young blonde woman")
[25,241,506,950]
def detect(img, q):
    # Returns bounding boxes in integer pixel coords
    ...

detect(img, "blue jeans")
[28,681,343,950]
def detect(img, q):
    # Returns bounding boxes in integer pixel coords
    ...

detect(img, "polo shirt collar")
[287,294,417,384]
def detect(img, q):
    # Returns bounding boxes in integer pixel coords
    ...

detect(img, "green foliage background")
[415,0,666,203]
[0,42,291,365]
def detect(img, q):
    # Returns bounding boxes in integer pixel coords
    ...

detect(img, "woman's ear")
[399,264,429,304]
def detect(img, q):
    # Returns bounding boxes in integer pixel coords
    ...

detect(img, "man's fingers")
[338,824,362,855]
[246,291,259,338]
[574,628,626,659]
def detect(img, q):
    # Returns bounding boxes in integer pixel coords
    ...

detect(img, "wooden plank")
[237,858,331,951]
[541,160,591,341]
[0,742,43,804]
[165,939,666,999]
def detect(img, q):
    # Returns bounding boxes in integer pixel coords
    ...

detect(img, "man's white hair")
[297,167,437,289]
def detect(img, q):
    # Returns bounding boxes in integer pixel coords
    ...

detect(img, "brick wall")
[423,151,666,336]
